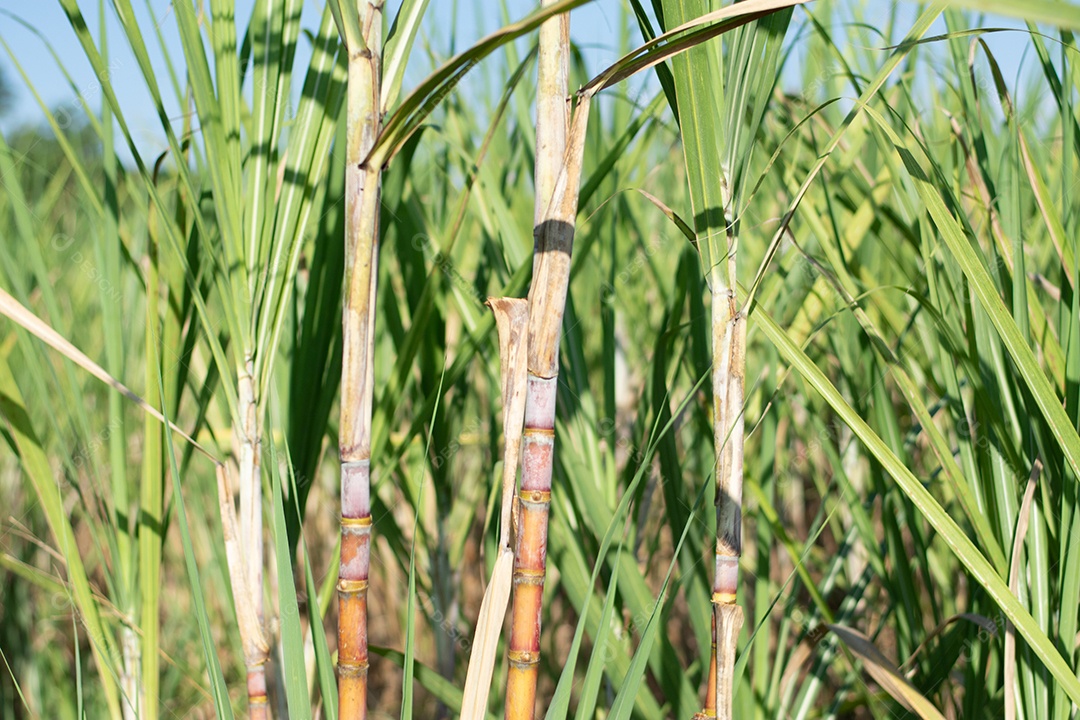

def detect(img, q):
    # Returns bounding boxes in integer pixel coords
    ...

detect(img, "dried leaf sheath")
[488,298,530,551]
[338,2,384,717]
[713,604,743,720]
[459,298,529,719]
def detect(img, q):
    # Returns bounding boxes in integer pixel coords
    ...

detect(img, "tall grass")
[2,1,1080,719]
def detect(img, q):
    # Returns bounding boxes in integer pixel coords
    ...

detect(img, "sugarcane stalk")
[699,618,717,718]
[711,285,746,720]
[502,12,569,705]
[338,2,384,717]
[237,363,269,718]
[531,6,570,228]
[504,11,570,714]
[460,298,529,719]
[215,461,270,718]
[505,41,593,718]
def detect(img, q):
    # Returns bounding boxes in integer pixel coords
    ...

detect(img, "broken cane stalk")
[460,297,529,719]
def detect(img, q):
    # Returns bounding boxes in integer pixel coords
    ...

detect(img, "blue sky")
[0,1,627,136]
[0,0,1038,150]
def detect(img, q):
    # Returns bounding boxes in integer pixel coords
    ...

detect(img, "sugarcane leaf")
[327,0,363,52]
[370,0,594,166]
[402,368,445,718]
[571,541,623,720]
[744,2,947,310]
[864,104,1080,495]
[583,0,807,99]
[371,646,500,720]
[827,624,946,720]
[253,5,346,397]
[382,0,432,112]
[268,435,312,719]
[56,0,244,424]
[0,352,124,720]
[608,480,710,720]
[154,365,234,718]
[286,441,339,720]
[937,0,1080,29]
[751,302,1080,708]
[0,286,210,457]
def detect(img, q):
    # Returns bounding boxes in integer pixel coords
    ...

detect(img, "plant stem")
[215,461,270,719]
[504,373,556,720]
[338,2,384,717]
[238,363,269,718]
[505,26,595,716]
[700,617,717,718]
[711,287,746,720]
[531,6,570,229]
[504,9,569,713]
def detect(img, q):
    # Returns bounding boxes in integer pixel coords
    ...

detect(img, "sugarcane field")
[3,1,1080,718]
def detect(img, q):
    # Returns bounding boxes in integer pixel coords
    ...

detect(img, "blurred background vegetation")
[2,1,1080,718]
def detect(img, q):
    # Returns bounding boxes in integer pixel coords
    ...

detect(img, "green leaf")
[935,0,1080,30]
[865,104,1080,494]
[751,302,1080,709]
[0,352,124,720]
[382,0,432,112]
[268,435,311,719]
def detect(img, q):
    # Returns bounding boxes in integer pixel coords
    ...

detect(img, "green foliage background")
[2,1,1080,718]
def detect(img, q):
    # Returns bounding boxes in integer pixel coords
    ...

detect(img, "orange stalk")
[504,11,570,715]
[337,1,384,717]
[505,17,594,714]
